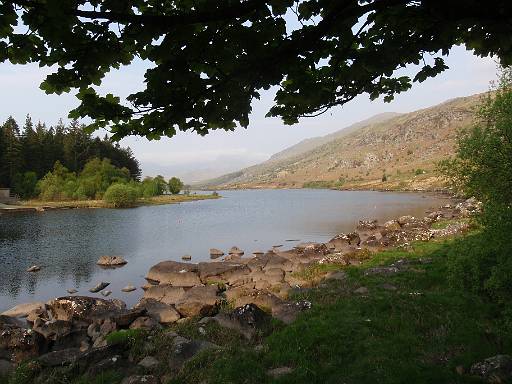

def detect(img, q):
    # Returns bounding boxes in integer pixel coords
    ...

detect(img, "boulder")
[67,288,78,294]
[209,248,225,259]
[229,246,244,256]
[143,285,186,306]
[272,300,311,324]
[138,356,159,369]
[207,303,271,340]
[325,271,347,281]
[135,299,181,324]
[146,261,198,284]
[181,255,192,261]
[89,282,110,293]
[129,316,160,330]
[364,267,399,276]
[121,285,137,292]
[357,219,378,230]
[470,355,512,383]
[38,348,82,367]
[168,335,218,371]
[267,366,294,378]
[198,262,250,285]
[32,318,72,340]
[175,286,220,318]
[121,375,160,384]
[96,256,127,267]
[1,302,45,319]
[353,286,369,294]
[101,290,112,297]
[0,324,45,363]
[382,220,401,232]
[155,272,201,288]
[46,296,126,325]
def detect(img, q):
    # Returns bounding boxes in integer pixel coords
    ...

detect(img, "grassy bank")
[19,193,220,209]
[163,234,510,384]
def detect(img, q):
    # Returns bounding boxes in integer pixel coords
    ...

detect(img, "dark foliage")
[0,115,141,196]
[2,1,512,139]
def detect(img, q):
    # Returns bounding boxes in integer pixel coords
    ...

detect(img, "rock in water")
[97,256,127,267]
[1,302,45,318]
[181,255,192,261]
[101,290,112,297]
[229,246,244,256]
[27,265,41,272]
[90,282,110,293]
[209,248,224,259]
[121,285,136,293]
[67,288,78,294]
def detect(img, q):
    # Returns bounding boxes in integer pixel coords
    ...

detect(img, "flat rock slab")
[146,261,198,284]
[1,302,45,318]
[97,256,127,267]
[143,285,186,306]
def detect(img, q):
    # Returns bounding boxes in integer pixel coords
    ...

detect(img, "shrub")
[103,183,138,208]
[168,176,184,194]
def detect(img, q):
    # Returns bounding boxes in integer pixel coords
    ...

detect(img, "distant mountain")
[201,93,485,191]
[269,112,401,162]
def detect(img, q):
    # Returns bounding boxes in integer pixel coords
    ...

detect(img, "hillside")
[202,93,485,191]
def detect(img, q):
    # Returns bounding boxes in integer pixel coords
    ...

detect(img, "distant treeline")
[0,115,141,191]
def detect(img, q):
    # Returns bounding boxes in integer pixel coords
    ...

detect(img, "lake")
[0,189,451,312]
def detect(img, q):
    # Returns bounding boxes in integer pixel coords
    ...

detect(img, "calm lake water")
[0,189,450,312]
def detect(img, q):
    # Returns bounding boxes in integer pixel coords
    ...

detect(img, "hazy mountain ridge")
[201,93,485,191]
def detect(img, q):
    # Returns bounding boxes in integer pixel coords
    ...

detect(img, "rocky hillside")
[202,93,486,191]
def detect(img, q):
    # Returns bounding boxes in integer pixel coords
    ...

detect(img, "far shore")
[0,193,220,212]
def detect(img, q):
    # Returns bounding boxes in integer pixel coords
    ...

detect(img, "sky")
[0,45,497,182]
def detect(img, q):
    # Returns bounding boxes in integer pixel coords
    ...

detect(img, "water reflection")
[0,190,450,311]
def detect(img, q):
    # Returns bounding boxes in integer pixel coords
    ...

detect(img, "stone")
[112,308,147,327]
[67,288,78,294]
[138,356,159,369]
[155,272,201,288]
[198,262,250,285]
[272,301,311,324]
[135,299,181,324]
[381,283,397,291]
[143,285,186,306]
[232,304,271,329]
[86,354,127,377]
[325,271,347,281]
[364,267,400,276]
[101,290,112,297]
[383,220,401,231]
[229,246,244,256]
[121,375,160,384]
[97,255,127,267]
[89,282,110,293]
[0,324,45,363]
[209,248,224,259]
[175,285,219,318]
[46,296,126,324]
[32,318,72,340]
[470,355,512,382]
[38,348,82,367]
[181,254,192,261]
[122,284,137,292]
[1,302,45,318]
[267,366,294,378]
[357,219,378,230]
[146,261,198,284]
[51,329,89,351]
[168,336,218,371]
[353,287,369,295]
[26,265,41,272]
[129,316,159,330]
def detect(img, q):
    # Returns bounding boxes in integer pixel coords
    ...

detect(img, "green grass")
[169,237,511,384]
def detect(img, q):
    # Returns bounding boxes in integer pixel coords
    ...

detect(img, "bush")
[168,176,184,194]
[12,171,38,198]
[103,183,138,208]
